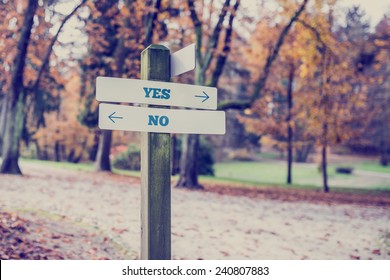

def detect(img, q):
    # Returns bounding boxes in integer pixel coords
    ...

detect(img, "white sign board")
[96,76,217,110]
[99,103,225,135]
[170,43,196,77]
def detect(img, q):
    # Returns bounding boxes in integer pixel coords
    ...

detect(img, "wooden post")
[140,45,171,260]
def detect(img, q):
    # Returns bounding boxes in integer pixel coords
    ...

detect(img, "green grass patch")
[21,158,390,191]
[214,161,323,185]
[355,161,390,174]
[21,158,94,172]
[213,161,390,190]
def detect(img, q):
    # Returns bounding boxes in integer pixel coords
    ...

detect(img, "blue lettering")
[147,115,169,127]
[152,88,161,99]
[161,89,171,99]
[148,115,159,126]
[143,87,154,98]
[159,116,169,126]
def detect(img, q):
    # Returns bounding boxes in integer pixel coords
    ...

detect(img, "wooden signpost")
[140,45,171,260]
[96,44,225,260]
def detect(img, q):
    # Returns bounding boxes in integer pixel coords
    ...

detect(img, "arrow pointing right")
[195,91,210,103]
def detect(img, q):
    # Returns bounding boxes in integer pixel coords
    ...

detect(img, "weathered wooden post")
[140,45,171,260]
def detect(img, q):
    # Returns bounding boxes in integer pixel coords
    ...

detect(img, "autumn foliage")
[0,0,388,191]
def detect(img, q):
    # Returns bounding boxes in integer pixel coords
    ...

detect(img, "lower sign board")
[99,103,225,135]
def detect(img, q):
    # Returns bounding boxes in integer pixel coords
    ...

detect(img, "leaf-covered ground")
[0,161,389,260]
[0,211,123,260]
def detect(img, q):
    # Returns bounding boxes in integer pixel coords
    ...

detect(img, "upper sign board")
[99,103,225,135]
[96,76,217,110]
[170,43,196,77]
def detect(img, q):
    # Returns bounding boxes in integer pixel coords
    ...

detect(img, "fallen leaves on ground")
[0,212,123,260]
[202,182,390,208]
[0,212,61,259]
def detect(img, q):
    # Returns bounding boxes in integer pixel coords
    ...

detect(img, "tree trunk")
[296,143,313,162]
[54,141,61,162]
[0,94,25,174]
[89,130,100,161]
[321,145,329,192]
[286,64,294,184]
[175,134,202,189]
[94,129,112,172]
[0,94,7,154]
[0,0,38,174]
[321,122,329,192]
[175,66,204,189]
[379,116,388,166]
[171,134,180,175]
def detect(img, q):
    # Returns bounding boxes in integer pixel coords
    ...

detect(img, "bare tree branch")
[187,0,204,68]
[218,0,309,110]
[31,0,87,91]
[207,0,240,87]
[144,0,162,46]
[203,0,231,71]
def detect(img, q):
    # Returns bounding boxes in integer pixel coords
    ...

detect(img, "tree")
[175,0,241,189]
[294,5,368,192]
[238,1,375,192]
[0,0,39,174]
[78,0,165,172]
[174,0,309,189]
[0,0,86,174]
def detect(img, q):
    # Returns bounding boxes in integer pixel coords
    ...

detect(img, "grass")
[213,161,390,190]
[213,161,329,187]
[355,161,390,174]
[22,158,94,172]
[20,157,390,191]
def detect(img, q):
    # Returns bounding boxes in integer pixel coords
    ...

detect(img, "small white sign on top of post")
[170,43,196,77]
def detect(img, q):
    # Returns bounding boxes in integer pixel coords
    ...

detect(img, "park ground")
[0,158,389,260]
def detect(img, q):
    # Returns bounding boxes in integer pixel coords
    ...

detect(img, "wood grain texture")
[140,44,171,260]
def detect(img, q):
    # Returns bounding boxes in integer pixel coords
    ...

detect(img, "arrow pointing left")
[108,112,123,123]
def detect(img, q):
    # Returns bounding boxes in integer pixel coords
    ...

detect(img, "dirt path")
[0,162,389,260]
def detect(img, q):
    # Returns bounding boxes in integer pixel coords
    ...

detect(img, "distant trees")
[0,0,388,192]
[347,14,390,166]
[239,3,387,192]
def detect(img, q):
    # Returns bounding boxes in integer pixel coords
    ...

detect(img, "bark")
[171,134,180,175]
[0,0,38,174]
[286,65,294,184]
[94,130,112,172]
[321,143,329,193]
[0,94,7,154]
[54,141,61,162]
[94,127,113,171]
[89,131,100,161]
[379,118,389,166]
[144,0,162,46]
[295,143,313,162]
[175,134,202,189]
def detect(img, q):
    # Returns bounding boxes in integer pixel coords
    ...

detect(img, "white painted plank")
[170,43,196,77]
[98,103,225,135]
[96,76,217,110]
